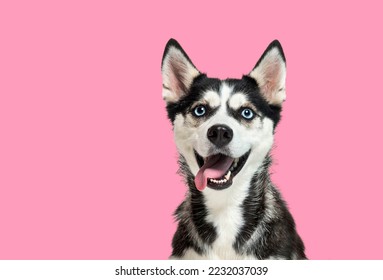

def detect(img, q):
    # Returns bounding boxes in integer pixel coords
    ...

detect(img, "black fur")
[171,156,218,258]
[162,40,282,126]
[163,39,306,260]
[227,77,282,128]
[234,157,306,259]
[166,75,282,128]
[166,74,221,122]
[172,155,306,259]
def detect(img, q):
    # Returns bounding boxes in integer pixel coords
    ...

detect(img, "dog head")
[161,39,286,191]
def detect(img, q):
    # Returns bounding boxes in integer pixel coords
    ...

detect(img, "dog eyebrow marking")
[203,90,221,108]
[228,93,247,110]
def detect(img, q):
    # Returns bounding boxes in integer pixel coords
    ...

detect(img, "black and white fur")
[161,39,306,260]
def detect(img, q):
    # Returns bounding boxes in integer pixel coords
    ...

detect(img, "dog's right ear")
[161,39,200,103]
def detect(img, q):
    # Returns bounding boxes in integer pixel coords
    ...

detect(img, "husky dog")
[161,39,306,260]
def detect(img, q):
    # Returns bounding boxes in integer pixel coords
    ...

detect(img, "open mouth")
[194,150,251,191]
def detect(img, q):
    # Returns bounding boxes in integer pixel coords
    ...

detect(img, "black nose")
[207,124,233,147]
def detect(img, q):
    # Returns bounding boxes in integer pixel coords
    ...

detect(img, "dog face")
[162,39,286,191]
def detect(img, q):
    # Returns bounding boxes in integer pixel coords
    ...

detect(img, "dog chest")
[204,187,247,259]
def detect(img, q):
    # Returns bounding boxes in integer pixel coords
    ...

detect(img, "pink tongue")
[194,154,234,191]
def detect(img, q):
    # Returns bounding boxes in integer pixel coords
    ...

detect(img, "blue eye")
[193,105,206,117]
[241,108,255,120]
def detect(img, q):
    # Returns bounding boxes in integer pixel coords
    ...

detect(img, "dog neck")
[176,154,273,256]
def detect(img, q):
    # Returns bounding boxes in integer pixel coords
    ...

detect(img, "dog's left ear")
[248,40,286,107]
[161,39,201,103]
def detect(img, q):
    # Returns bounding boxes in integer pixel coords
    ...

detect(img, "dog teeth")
[211,179,221,184]
[208,170,233,185]
[230,160,238,172]
[209,174,230,185]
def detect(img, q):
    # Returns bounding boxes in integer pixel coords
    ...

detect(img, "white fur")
[202,90,221,108]
[179,248,259,260]
[172,82,275,259]
[162,40,304,260]
[173,81,274,181]
[228,93,248,110]
[202,118,274,259]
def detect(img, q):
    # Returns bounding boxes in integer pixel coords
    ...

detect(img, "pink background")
[1,1,382,260]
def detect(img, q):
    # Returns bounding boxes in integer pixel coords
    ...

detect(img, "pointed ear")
[248,40,287,107]
[161,39,201,103]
